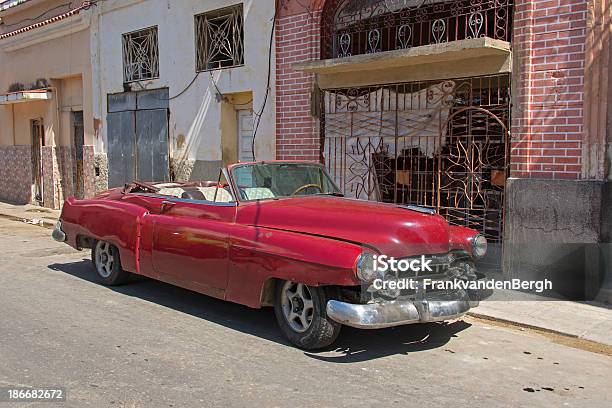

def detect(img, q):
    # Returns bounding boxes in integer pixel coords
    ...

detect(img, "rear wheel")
[91,240,130,286]
[274,280,341,350]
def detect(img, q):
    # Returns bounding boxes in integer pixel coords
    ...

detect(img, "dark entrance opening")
[31,119,44,204]
[72,111,85,199]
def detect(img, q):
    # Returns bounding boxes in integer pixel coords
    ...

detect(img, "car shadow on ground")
[48,259,471,363]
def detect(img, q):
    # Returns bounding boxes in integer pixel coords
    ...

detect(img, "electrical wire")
[132,71,200,101]
[208,71,253,108]
[166,72,200,100]
[250,1,281,161]
[209,71,226,101]
[2,2,73,28]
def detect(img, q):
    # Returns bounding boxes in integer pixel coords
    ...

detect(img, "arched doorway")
[437,105,509,240]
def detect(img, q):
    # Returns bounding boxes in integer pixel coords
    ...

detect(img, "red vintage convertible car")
[53,161,488,349]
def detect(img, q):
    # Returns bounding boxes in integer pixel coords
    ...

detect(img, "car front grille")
[394,253,453,279]
[363,253,468,302]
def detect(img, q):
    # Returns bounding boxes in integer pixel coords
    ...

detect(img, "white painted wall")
[93,0,276,166]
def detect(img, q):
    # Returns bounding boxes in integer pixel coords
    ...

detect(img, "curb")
[467,312,612,356]
[467,312,579,339]
[0,213,56,229]
[467,311,612,349]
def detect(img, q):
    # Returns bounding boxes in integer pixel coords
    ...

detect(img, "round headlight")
[355,251,377,283]
[471,234,488,259]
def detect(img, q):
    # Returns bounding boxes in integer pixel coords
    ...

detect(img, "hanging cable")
[250,1,281,161]
[165,72,200,100]
[2,1,74,28]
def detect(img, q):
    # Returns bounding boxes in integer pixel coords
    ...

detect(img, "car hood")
[236,196,450,257]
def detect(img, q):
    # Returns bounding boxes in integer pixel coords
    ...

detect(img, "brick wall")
[276,0,590,179]
[511,0,587,180]
[275,10,321,161]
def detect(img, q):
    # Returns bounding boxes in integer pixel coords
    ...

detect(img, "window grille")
[195,4,244,71]
[122,27,160,83]
[321,0,514,59]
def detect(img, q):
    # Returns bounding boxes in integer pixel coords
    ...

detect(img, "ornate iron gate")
[321,74,510,241]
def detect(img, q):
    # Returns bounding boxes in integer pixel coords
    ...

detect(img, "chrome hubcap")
[281,281,314,333]
[95,241,114,278]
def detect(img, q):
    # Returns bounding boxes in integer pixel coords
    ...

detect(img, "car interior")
[152,182,235,203]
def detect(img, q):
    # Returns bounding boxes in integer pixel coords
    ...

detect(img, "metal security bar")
[122,27,160,83]
[195,4,245,71]
[321,75,510,242]
[321,0,514,59]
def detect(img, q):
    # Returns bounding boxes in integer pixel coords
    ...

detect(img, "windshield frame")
[228,161,342,203]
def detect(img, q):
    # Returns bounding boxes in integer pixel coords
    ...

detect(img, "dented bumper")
[326,290,477,329]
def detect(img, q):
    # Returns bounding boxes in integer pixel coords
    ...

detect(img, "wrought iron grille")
[321,0,514,59]
[195,4,244,71]
[321,74,510,242]
[122,27,160,83]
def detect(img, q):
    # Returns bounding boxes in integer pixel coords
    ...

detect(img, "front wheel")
[91,240,130,286]
[274,280,341,350]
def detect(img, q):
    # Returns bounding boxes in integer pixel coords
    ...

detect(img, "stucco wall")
[0,1,95,206]
[94,0,276,178]
[0,2,94,147]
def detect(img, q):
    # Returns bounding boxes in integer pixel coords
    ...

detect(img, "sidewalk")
[0,200,610,346]
[470,299,612,346]
[0,201,60,229]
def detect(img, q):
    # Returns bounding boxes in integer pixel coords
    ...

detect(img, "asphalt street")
[0,218,610,407]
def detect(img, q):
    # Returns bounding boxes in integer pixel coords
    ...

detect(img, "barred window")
[122,27,160,83]
[195,4,244,71]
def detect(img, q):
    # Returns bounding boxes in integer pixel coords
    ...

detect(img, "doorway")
[31,119,44,204]
[321,75,511,242]
[106,88,170,188]
[237,109,254,162]
[72,111,85,199]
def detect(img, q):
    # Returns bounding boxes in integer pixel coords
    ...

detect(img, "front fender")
[225,226,363,308]
[449,225,479,256]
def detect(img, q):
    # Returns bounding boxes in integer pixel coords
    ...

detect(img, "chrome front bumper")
[52,221,66,242]
[326,290,477,329]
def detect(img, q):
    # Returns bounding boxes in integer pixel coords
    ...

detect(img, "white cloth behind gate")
[324,81,455,200]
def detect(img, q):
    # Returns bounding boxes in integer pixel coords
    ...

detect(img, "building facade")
[275,0,611,300]
[91,0,275,189]
[0,0,610,298]
[0,0,96,208]
[0,0,275,206]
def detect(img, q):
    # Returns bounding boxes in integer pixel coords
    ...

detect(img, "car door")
[150,197,237,299]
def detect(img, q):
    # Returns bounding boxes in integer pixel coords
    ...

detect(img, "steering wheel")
[292,184,323,196]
